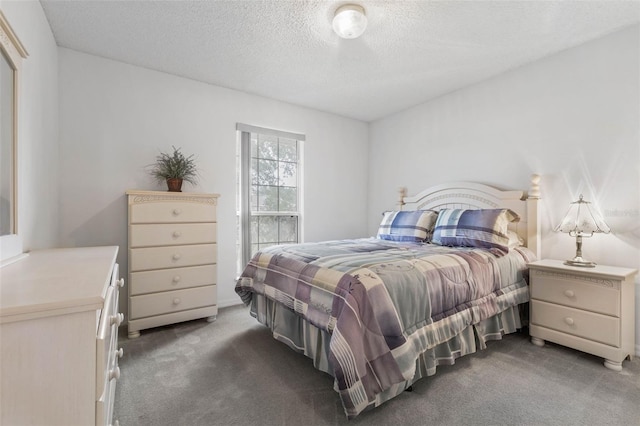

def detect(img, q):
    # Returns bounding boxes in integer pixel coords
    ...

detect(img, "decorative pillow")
[376,210,438,243]
[431,209,520,252]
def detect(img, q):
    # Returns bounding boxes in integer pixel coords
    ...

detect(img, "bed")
[235,176,542,419]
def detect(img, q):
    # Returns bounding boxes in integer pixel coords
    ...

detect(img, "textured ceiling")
[40,0,640,122]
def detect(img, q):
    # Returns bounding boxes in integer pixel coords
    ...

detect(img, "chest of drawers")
[126,190,220,338]
[528,259,637,371]
[0,246,123,425]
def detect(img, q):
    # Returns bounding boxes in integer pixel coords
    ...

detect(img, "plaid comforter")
[236,238,535,418]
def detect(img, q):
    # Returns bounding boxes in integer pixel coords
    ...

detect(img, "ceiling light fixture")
[332,4,367,39]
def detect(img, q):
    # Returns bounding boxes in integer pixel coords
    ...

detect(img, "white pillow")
[507,230,524,249]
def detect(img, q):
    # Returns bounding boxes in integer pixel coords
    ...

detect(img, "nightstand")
[528,259,637,371]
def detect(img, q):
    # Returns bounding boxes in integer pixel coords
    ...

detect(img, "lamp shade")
[554,194,610,235]
[555,194,610,267]
[332,4,367,39]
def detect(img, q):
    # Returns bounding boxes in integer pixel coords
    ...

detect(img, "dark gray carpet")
[114,305,640,425]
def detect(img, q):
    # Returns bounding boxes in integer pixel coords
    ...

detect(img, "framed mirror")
[0,10,28,263]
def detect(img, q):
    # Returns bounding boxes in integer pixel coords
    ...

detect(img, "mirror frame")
[0,10,28,265]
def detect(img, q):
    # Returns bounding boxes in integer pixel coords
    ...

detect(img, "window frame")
[236,124,304,271]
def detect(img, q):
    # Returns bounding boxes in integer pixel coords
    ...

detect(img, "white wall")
[57,48,369,315]
[0,0,59,257]
[6,0,638,353]
[369,25,640,350]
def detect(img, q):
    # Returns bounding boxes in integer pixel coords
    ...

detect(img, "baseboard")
[0,251,28,268]
[636,343,640,357]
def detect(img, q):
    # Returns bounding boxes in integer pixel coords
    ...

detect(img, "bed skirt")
[249,294,527,411]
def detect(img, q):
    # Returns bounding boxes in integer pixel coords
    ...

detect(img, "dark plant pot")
[166,178,183,192]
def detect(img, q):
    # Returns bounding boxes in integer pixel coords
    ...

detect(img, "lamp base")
[564,256,596,268]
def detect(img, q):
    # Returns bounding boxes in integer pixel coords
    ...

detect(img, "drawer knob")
[173,298,181,305]
[117,278,125,288]
[564,317,575,326]
[172,253,181,261]
[110,313,124,326]
[115,348,124,358]
[109,366,120,381]
[173,208,182,216]
[564,290,575,298]
[173,231,182,238]
[172,275,181,284]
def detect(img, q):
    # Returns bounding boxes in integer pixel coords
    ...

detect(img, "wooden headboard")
[398,175,541,258]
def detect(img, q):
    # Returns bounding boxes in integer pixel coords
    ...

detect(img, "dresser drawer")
[127,191,219,338]
[109,263,121,288]
[530,269,619,316]
[130,200,216,224]
[130,264,217,295]
[96,354,119,426]
[96,279,122,398]
[531,300,620,347]
[129,285,217,319]
[130,223,216,247]
[130,244,217,272]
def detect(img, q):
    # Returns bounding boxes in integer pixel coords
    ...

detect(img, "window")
[236,124,304,271]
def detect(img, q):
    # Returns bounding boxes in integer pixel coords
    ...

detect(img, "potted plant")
[148,146,199,192]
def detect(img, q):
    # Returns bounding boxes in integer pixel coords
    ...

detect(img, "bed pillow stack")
[431,208,520,252]
[376,210,439,243]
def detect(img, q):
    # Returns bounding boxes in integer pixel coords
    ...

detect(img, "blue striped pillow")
[377,210,438,243]
[432,209,520,252]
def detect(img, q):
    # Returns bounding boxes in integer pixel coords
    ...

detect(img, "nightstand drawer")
[130,201,216,223]
[129,285,217,319]
[130,223,216,247]
[531,300,619,347]
[130,264,217,295]
[530,269,619,316]
[130,244,217,272]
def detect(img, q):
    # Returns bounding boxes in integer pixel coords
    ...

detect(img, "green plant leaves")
[148,146,198,185]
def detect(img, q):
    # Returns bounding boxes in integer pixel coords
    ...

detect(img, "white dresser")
[126,190,219,338]
[0,246,124,426]
[529,259,637,371]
